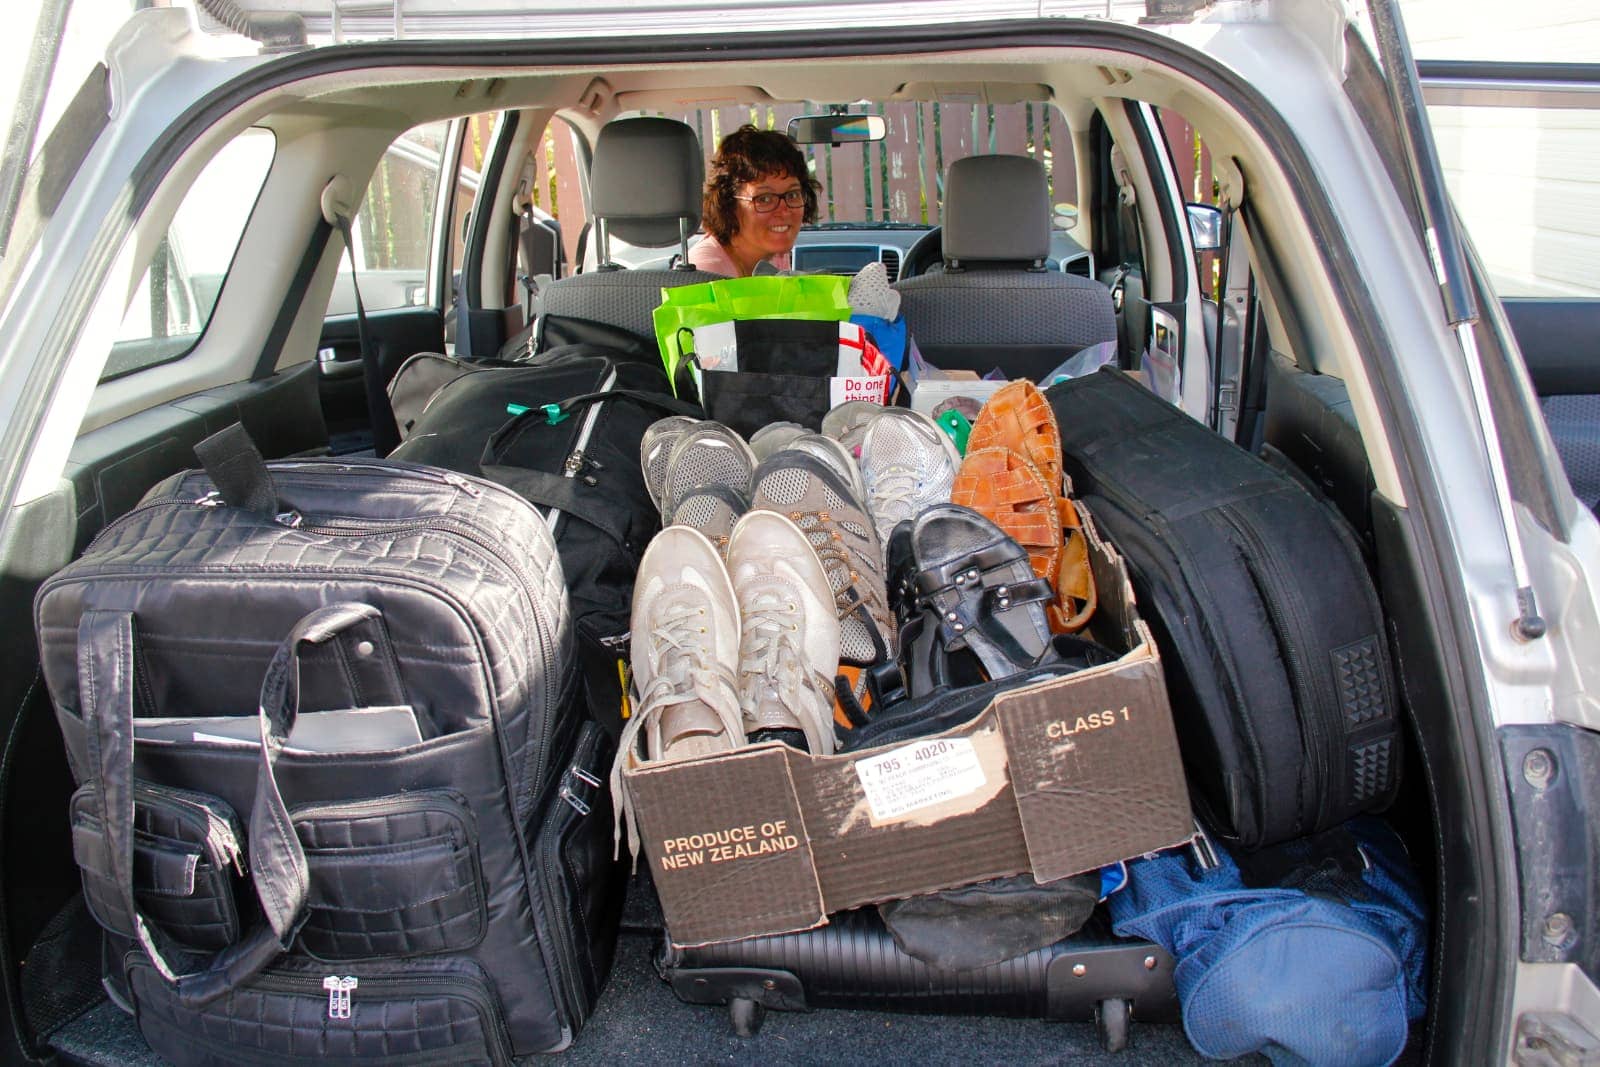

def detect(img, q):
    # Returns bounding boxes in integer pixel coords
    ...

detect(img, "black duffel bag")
[1047,368,1402,850]
[389,334,700,733]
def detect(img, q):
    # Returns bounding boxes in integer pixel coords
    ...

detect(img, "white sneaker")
[749,421,810,463]
[782,432,869,505]
[726,511,841,755]
[612,526,744,858]
[640,415,701,514]
[660,421,757,522]
[858,408,960,544]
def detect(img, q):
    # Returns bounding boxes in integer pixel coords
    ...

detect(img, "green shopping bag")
[653,274,852,393]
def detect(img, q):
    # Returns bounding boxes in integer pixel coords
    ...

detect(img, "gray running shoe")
[612,526,744,859]
[783,433,868,505]
[640,415,700,513]
[749,421,809,463]
[660,421,757,522]
[858,408,961,545]
[821,400,886,458]
[668,484,748,558]
[749,451,895,667]
[726,511,840,755]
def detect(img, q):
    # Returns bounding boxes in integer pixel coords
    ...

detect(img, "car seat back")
[895,154,1115,380]
[538,117,725,343]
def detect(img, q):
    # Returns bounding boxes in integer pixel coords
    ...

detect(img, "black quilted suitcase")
[659,906,1177,1052]
[34,427,625,1063]
[1046,368,1402,850]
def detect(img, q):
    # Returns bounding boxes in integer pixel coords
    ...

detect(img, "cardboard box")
[623,512,1193,948]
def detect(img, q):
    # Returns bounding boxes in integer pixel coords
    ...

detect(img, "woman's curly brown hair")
[702,124,821,245]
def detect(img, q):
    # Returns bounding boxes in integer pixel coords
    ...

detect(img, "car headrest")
[589,117,704,248]
[942,155,1050,265]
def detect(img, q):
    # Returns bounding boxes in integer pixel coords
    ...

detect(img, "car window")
[330,112,497,317]
[1429,99,1600,298]
[103,126,274,381]
[1155,107,1221,297]
[445,111,500,287]
[612,102,1072,229]
[520,116,587,279]
[332,120,450,314]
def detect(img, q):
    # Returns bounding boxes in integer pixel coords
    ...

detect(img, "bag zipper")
[544,363,618,538]
[239,968,513,1064]
[535,723,608,1022]
[289,788,471,829]
[1218,503,1338,833]
[138,783,247,877]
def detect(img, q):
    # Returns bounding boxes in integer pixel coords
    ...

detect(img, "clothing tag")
[854,737,987,821]
[690,321,739,371]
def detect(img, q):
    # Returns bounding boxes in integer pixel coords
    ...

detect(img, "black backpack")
[390,339,700,732]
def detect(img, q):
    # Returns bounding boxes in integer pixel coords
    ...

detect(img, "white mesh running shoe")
[639,416,701,514]
[783,433,869,506]
[660,421,757,522]
[858,408,961,545]
[726,511,841,755]
[748,421,810,463]
[611,526,743,858]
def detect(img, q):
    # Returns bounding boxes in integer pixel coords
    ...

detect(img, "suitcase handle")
[76,603,382,1007]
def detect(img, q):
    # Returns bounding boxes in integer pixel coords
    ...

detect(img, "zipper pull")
[194,490,224,508]
[275,509,304,528]
[323,975,357,1019]
[563,451,601,486]
[440,470,483,497]
[560,764,602,816]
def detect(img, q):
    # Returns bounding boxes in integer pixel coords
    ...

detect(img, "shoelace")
[739,582,835,756]
[610,596,741,862]
[787,510,890,649]
[870,464,926,525]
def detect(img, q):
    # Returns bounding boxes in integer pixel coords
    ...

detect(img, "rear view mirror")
[786,113,887,145]
[1186,203,1224,252]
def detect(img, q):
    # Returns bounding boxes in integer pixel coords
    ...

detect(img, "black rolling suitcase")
[659,906,1177,1052]
[34,426,625,1063]
[1045,368,1402,850]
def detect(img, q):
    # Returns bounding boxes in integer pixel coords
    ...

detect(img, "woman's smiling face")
[730,172,804,262]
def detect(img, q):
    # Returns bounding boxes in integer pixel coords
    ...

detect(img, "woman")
[690,124,821,277]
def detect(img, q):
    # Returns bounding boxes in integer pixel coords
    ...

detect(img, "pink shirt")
[687,238,792,276]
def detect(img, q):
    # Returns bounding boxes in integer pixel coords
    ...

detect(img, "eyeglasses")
[734,189,806,213]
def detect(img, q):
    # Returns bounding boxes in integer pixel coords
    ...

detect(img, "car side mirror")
[1186,203,1224,252]
[1052,202,1079,230]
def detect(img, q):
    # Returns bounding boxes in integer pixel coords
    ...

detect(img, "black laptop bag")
[34,426,624,1063]
[1046,369,1401,850]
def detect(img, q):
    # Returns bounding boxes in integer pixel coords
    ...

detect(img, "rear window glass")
[104,127,274,380]
[657,101,1075,226]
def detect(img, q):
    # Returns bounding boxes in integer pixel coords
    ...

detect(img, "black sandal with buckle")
[894,504,1058,690]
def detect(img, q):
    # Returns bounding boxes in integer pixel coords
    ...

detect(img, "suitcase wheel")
[728,996,766,1037]
[1095,997,1131,1053]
